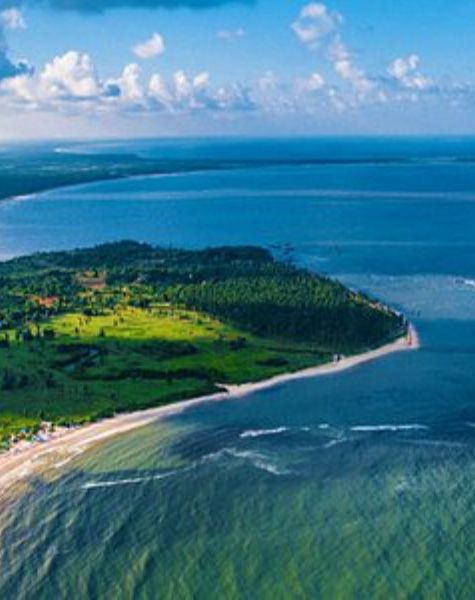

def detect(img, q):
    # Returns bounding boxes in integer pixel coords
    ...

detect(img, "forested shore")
[0,241,405,446]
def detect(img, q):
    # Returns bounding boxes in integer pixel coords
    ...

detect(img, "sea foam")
[240,426,311,439]
[227,449,290,476]
[323,437,347,449]
[202,447,290,476]
[462,278,475,290]
[240,427,289,439]
[82,471,176,490]
[350,424,429,433]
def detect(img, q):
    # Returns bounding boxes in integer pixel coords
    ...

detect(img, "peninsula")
[0,241,411,453]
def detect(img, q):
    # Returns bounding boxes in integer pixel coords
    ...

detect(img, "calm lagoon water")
[2,139,475,598]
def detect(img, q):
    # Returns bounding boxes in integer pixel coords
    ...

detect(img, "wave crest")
[350,424,429,433]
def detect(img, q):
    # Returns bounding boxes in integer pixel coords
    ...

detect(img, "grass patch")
[0,305,328,443]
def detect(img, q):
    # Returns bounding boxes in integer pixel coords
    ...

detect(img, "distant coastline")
[0,324,419,501]
[0,150,435,208]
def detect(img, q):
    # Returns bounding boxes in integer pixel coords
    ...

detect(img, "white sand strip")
[0,325,419,500]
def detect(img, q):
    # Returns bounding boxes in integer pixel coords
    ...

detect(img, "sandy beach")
[0,325,419,500]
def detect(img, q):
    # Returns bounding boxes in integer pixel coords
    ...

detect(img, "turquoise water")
[2,139,475,598]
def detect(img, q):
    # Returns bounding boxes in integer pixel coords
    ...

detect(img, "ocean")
[1,138,475,598]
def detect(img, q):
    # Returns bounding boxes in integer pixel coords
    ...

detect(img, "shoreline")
[0,325,419,500]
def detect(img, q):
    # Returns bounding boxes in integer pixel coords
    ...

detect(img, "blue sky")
[0,0,475,139]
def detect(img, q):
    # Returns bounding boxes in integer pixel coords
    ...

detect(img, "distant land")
[0,142,437,205]
[0,241,406,447]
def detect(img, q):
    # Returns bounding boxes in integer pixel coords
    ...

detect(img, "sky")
[0,0,475,139]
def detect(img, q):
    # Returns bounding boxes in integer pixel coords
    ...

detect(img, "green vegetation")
[0,145,254,205]
[0,147,233,203]
[0,241,405,446]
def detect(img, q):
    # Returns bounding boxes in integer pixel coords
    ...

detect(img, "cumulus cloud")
[387,54,433,91]
[298,72,325,93]
[148,72,172,108]
[217,27,245,41]
[1,50,111,108]
[109,63,144,104]
[39,51,100,99]
[174,70,215,108]
[0,41,385,120]
[291,3,374,100]
[1,7,26,30]
[150,68,256,112]
[257,70,277,92]
[291,2,341,48]
[0,49,256,115]
[0,51,99,108]
[1,72,34,102]
[133,32,165,59]
[154,69,255,111]
[214,82,255,111]
[328,37,373,93]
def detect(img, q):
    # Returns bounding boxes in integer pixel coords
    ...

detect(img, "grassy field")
[0,304,329,445]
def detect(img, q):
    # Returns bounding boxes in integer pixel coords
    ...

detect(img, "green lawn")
[0,305,329,443]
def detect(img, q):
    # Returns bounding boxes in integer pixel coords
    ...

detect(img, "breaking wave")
[239,425,310,439]
[240,427,289,439]
[82,471,178,490]
[459,278,475,290]
[202,447,290,476]
[350,424,429,433]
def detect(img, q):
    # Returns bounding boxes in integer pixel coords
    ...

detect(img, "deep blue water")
[1,138,475,598]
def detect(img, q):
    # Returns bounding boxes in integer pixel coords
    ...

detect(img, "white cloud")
[328,37,373,93]
[0,38,447,125]
[39,51,100,99]
[291,3,373,99]
[388,54,433,91]
[214,82,255,111]
[109,63,144,103]
[1,8,26,30]
[149,68,255,112]
[258,70,278,92]
[298,72,325,92]
[173,69,192,100]
[133,32,165,59]
[193,71,210,89]
[170,70,219,110]
[1,73,36,103]
[1,50,257,116]
[217,27,245,42]
[148,70,214,111]
[0,51,100,111]
[148,72,172,108]
[291,3,341,48]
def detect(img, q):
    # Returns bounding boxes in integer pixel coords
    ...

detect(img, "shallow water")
[2,139,475,598]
